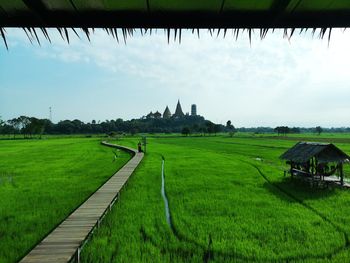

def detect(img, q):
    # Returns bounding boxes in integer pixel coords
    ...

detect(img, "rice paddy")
[0,138,131,263]
[2,134,350,262]
[80,135,350,262]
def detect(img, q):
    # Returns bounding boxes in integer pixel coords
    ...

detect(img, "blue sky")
[1,28,350,127]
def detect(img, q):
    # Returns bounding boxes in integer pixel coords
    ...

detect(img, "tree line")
[0,115,230,138]
[0,115,345,138]
[274,126,323,135]
[238,126,330,135]
[1,116,50,138]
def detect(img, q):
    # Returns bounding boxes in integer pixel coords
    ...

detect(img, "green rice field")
[80,134,350,262]
[0,138,131,263]
[2,134,350,262]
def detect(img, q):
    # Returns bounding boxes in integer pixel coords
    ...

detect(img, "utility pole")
[49,107,52,122]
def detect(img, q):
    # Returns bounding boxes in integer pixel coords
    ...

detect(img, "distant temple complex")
[144,100,198,119]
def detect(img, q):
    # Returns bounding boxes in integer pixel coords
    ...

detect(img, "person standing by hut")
[138,142,142,153]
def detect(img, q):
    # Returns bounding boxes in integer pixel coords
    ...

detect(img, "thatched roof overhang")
[2,1,350,29]
[1,0,350,48]
[280,142,350,164]
[1,10,350,29]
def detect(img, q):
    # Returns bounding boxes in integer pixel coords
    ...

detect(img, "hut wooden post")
[340,163,344,185]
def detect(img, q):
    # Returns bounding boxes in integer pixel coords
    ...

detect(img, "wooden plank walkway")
[20,142,143,263]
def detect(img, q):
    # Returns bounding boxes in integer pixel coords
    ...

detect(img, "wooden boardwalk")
[20,142,143,263]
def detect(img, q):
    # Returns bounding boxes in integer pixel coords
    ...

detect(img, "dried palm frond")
[0,27,338,50]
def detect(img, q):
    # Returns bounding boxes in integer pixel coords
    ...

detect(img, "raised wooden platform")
[20,142,143,263]
[289,170,350,189]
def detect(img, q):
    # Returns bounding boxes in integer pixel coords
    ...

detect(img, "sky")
[1,28,350,127]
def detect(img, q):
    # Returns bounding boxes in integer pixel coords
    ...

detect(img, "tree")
[18,116,31,138]
[229,128,236,137]
[130,128,138,136]
[56,120,76,134]
[226,120,236,137]
[290,127,301,134]
[199,126,206,136]
[0,116,4,135]
[315,126,323,135]
[7,118,21,138]
[274,126,281,135]
[28,118,46,138]
[274,126,290,136]
[214,124,221,136]
[108,131,117,137]
[205,121,215,136]
[182,127,190,136]
[0,124,14,136]
[192,123,200,134]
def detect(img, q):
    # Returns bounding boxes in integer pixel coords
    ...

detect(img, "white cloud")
[3,28,350,127]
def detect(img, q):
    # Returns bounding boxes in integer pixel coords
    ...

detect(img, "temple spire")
[163,106,171,119]
[174,100,184,118]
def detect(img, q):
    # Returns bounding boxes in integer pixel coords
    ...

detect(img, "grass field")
[79,134,350,262]
[0,138,131,263]
[3,134,350,262]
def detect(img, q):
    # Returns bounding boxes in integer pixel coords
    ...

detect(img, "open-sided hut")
[280,142,349,185]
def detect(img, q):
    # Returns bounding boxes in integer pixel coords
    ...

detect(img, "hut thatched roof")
[280,142,349,164]
[1,1,350,48]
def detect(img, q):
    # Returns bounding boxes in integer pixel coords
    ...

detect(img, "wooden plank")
[20,142,143,263]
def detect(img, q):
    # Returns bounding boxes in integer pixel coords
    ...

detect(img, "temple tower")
[163,106,171,119]
[173,100,184,118]
[191,104,197,116]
